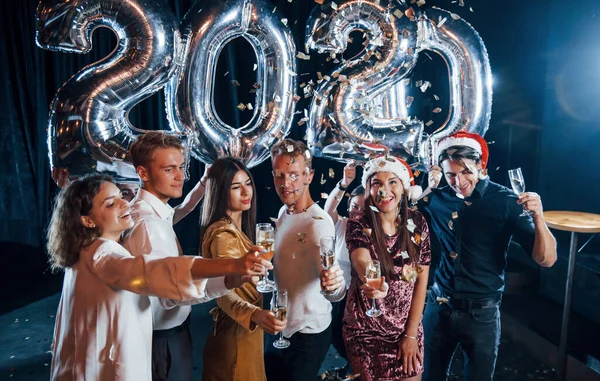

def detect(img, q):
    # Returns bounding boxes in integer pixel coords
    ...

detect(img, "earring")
[90,224,96,228]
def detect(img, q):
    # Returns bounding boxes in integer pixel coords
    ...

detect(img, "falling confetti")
[406,219,416,233]
[369,205,380,213]
[329,168,335,178]
[321,193,329,199]
[320,173,326,185]
[237,103,246,111]
[231,80,240,87]
[270,217,278,223]
[297,52,311,60]
[433,107,442,113]
[281,18,288,26]
[297,232,307,243]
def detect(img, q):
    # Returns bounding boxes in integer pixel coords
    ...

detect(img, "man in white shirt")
[266,139,346,381]
[123,132,269,381]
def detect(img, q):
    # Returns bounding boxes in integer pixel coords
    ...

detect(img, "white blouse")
[50,238,211,381]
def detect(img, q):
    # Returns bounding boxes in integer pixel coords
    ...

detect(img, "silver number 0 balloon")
[166,0,297,168]
[36,0,180,179]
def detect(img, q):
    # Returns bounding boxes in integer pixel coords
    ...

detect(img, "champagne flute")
[508,168,532,217]
[319,236,336,296]
[256,223,276,293]
[271,289,290,349]
[365,260,383,318]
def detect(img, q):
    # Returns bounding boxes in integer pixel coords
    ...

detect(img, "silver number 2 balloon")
[166,0,297,168]
[36,0,179,179]
[305,1,492,168]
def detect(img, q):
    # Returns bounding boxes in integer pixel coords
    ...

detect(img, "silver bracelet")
[404,334,417,340]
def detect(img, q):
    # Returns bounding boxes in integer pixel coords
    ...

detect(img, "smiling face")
[368,172,405,213]
[348,194,366,217]
[272,154,313,206]
[136,147,185,203]
[441,158,481,198]
[228,170,254,214]
[81,182,133,241]
[117,183,139,202]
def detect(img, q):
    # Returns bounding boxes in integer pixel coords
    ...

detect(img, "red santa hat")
[436,131,489,169]
[362,155,423,202]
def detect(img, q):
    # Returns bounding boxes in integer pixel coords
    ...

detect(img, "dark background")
[1,0,599,309]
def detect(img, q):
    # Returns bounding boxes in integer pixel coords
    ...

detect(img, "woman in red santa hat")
[343,155,431,381]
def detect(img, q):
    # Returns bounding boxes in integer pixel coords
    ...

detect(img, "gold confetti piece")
[320,173,326,185]
[450,13,460,20]
[321,193,329,199]
[414,170,421,177]
[406,96,414,107]
[417,0,426,6]
[452,211,458,219]
[420,81,431,92]
[436,296,449,304]
[314,0,324,4]
[297,52,311,60]
[292,95,301,102]
[287,68,297,77]
[297,117,308,126]
[405,7,416,21]
[231,80,240,87]
[331,2,338,10]
[269,217,278,223]
[286,144,294,153]
[401,264,418,283]
[369,205,380,213]
[237,103,247,111]
[412,233,421,244]
[423,195,429,203]
[433,107,442,113]
[312,216,324,220]
[450,251,458,259]
[426,120,434,127]
[328,168,335,178]
[297,232,307,243]
[448,220,454,230]
[281,18,288,26]
[415,80,423,87]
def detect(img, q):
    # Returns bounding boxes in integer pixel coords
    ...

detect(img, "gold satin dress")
[201,220,266,381]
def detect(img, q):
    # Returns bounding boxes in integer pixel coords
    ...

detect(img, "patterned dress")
[343,211,431,380]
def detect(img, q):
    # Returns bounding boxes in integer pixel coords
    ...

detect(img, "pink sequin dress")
[343,211,431,380]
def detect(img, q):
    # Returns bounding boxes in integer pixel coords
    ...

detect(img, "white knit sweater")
[274,204,345,337]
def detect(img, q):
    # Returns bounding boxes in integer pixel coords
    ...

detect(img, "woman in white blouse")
[46,174,270,381]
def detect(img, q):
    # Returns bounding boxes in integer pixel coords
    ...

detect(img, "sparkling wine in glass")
[256,223,276,293]
[319,236,336,296]
[365,260,383,318]
[272,289,290,349]
[508,168,532,217]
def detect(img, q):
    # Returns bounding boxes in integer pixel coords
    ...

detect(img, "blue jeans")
[422,289,501,381]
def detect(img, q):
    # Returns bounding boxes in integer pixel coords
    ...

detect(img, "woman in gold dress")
[201,157,286,381]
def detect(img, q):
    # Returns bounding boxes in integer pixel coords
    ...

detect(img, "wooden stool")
[543,211,600,380]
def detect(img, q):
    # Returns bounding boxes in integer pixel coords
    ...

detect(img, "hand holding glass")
[256,223,276,293]
[319,236,336,296]
[508,168,532,217]
[271,289,290,349]
[365,260,383,317]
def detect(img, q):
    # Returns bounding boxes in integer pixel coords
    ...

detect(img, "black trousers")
[151,317,192,381]
[265,323,333,381]
[330,294,348,361]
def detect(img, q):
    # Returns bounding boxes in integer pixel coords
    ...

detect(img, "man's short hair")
[270,139,312,169]
[438,145,482,167]
[129,131,184,169]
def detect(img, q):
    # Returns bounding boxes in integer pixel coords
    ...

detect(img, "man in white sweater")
[267,139,346,381]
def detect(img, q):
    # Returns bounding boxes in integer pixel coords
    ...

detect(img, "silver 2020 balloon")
[36,0,179,179]
[166,0,297,168]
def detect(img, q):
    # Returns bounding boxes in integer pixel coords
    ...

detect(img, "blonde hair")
[270,139,312,169]
[129,131,184,169]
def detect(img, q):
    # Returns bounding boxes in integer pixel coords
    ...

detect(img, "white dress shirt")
[51,239,214,380]
[123,189,229,330]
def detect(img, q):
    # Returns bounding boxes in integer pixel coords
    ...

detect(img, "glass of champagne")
[256,223,276,293]
[365,260,383,318]
[320,236,336,296]
[272,289,290,349]
[508,168,532,217]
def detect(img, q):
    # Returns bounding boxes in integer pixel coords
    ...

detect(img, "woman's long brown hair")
[363,180,420,281]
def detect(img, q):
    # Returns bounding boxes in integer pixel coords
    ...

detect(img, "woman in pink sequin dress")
[343,156,431,381]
